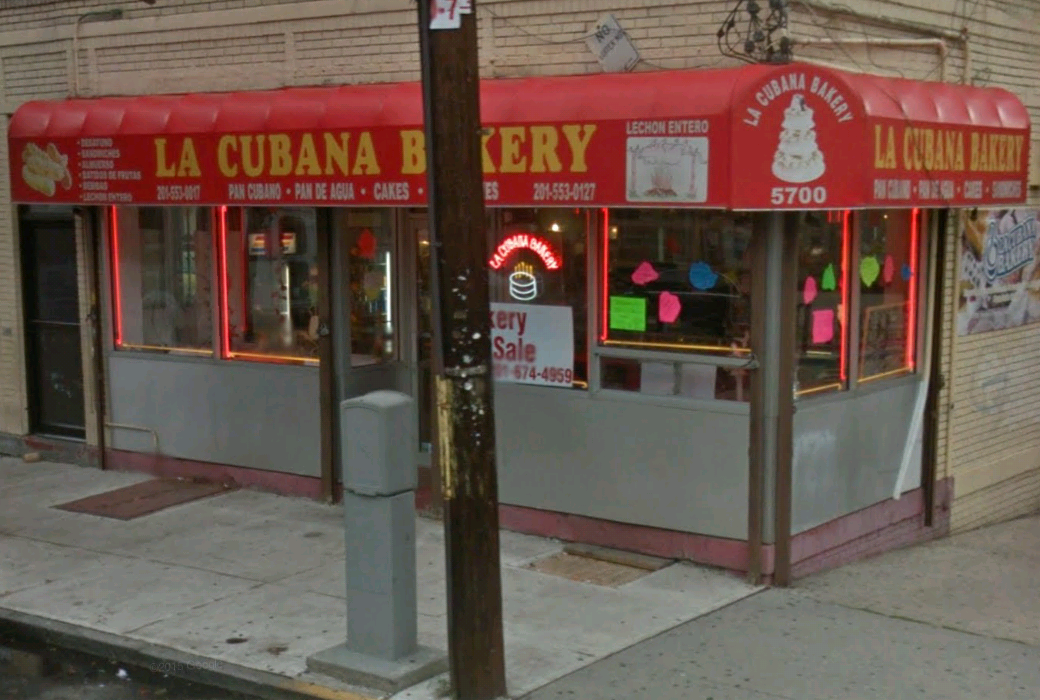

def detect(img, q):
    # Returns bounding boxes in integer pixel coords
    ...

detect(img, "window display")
[858,209,919,381]
[795,210,849,396]
[337,209,395,366]
[110,206,213,355]
[222,207,320,365]
[598,209,753,402]
[602,209,753,353]
[488,208,589,388]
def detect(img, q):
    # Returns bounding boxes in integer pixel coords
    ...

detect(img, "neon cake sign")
[488,232,563,301]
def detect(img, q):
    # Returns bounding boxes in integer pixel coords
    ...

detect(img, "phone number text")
[494,362,574,384]
[156,184,202,202]
[532,182,597,203]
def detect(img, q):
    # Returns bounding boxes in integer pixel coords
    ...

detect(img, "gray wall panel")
[107,355,321,477]
[792,379,923,534]
[494,386,750,539]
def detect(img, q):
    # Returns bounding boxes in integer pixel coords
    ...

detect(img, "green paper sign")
[609,296,647,332]
[860,256,881,286]
[821,264,837,291]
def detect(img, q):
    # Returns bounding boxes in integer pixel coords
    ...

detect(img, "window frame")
[796,207,928,402]
[852,207,925,387]
[588,207,758,408]
[486,207,592,391]
[218,205,322,367]
[793,209,852,399]
[107,205,218,358]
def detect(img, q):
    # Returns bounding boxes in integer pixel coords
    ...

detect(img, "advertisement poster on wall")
[490,303,574,387]
[958,208,1040,335]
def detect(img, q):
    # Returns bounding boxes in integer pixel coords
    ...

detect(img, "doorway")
[20,206,86,439]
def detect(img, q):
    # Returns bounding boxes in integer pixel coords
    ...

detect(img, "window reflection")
[111,206,213,355]
[604,209,753,353]
[224,207,320,365]
[858,209,918,381]
[488,209,589,388]
[795,210,848,395]
[339,209,395,366]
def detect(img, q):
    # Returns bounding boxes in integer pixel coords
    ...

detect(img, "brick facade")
[0,0,1038,534]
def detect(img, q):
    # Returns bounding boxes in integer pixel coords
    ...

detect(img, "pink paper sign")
[812,309,834,344]
[803,276,818,305]
[883,254,895,284]
[631,261,659,285]
[658,291,681,323]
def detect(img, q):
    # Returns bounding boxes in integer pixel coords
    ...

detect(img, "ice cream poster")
[626,137,708,203]
[958,209,1040,335]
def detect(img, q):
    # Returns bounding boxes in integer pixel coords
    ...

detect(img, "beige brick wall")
[951,466,1040,532]
[0,114,27,435]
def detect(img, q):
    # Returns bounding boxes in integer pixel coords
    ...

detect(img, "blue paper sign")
[901,262,912,281]
[688,262,718,290]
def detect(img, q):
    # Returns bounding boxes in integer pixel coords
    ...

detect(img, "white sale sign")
[489,303,574,387]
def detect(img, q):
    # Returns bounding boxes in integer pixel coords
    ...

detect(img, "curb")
[0,607,384,700]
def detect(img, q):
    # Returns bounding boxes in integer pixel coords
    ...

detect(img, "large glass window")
[337,209,395,366]
[858,209,919,381]
[602,209,753,351]
[110,206,213,355]
[222,207,320,365]
[795,210,849,396]
[599,209,753,402]
[487,208,589,389]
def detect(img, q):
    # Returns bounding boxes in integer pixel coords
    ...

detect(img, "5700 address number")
[770,186,827,205]
[494,362,574,384]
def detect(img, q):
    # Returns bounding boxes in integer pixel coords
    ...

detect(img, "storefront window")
[602,209,753,352]
[598,209,753,402]
[487,208,589,389]
[337,209,395,366]
[110,206,213,355]
[222,207,320,365]
[858,209,920,382]
[795,210,849,396]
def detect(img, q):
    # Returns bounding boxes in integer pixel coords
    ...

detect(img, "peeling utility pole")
[416,2,508,699]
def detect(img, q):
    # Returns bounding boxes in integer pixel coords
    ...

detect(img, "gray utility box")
[308,389,445,693]
[340,390,417,496]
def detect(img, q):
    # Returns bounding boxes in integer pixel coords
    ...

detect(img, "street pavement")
[4,455,1038,700]
[0,457,759,699]
[1,631,263,699]
[523,514,1040,700]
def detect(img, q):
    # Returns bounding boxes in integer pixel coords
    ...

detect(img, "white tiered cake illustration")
[771,94,826,184]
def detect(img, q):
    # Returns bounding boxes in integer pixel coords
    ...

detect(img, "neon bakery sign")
[488,233,561,271]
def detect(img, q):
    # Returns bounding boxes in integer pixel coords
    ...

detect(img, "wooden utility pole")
[416,2,507,699]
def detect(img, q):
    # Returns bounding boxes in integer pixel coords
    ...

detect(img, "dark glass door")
[21,209,85,438]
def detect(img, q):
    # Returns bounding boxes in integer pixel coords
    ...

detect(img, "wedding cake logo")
[772,94,826,184]
[625,137,709,203]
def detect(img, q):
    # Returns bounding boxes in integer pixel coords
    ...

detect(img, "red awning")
[8,62,1030,209]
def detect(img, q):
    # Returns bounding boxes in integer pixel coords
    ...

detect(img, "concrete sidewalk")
[0,457,760,699]
[524,513,1040,700]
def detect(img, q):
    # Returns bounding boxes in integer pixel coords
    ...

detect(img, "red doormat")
[54,478,236,520]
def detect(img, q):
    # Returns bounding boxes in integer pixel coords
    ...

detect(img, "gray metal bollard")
[306,391,446,692]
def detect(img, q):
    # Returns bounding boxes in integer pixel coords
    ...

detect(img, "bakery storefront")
[9,63,1029,580]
